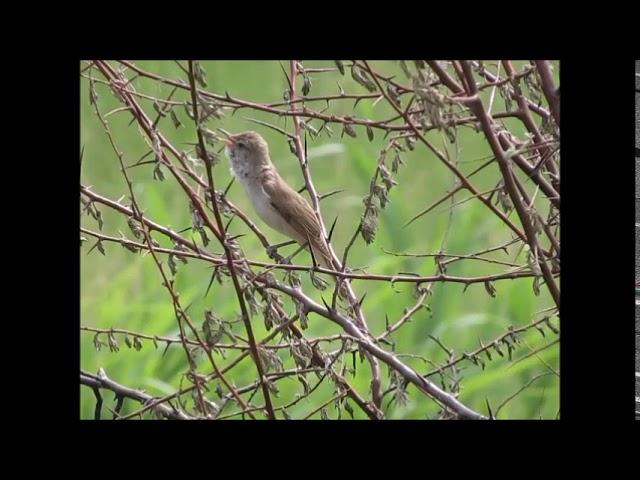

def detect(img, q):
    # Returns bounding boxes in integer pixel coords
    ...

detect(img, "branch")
[81,369,192,420]
[187,60,275,420]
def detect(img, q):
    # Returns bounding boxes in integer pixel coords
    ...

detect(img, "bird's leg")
[283,242,309,265]
[266,240,297,263]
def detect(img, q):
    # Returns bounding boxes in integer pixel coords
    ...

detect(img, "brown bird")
[223,131,335,269]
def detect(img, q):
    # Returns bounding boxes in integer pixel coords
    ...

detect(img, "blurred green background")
[80,60,559,419]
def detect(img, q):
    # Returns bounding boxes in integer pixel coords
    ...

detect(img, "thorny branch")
[81,369,192,420]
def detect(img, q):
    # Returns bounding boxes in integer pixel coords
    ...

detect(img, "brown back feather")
[262,172,334,268]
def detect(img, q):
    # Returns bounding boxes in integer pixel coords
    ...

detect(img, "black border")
[35,55,640,429]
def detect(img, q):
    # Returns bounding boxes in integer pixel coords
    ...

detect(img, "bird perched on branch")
[222,130,335,269]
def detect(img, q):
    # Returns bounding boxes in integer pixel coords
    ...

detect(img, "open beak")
[217,128,235,147]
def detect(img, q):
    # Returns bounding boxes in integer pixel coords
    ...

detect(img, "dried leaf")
[484,281,497,298]
[391,153,404,174]
[193,61,208,87]
[128,217,143,239]
[344,400,354,419]
[95,209,104,230]
[360,206,378,244]
[258,346,283,373]
[203,310,224,346]
[498,189,513,213]
[170,109,182,128]
[96,240,106,256]
[302,74,311,96]
[386,84,400,107]
[351,64,376,92]
[107,332,119,352]
[121,242,139,254]
[93,333,104,351]
[168,254,177,276]
[399,60,412,78]
[374,184,389,209]
[298,374,310,396]
[343,123,357,138]
[288,138,297,155]
[310,269,328,290]
[297,302,308,330]
[533,276,541,296]
[379,164,397,191]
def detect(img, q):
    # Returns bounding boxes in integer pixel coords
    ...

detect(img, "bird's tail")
[308,237,337,271]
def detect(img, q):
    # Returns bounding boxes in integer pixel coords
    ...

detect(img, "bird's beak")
[217,128,235,147]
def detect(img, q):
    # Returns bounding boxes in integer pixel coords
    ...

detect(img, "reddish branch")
[186,60,276,419]
[81,369,192,420]
[533,61,560,128]
[457,61,559,308]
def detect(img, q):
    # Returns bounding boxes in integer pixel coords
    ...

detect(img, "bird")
[222,130,335,269]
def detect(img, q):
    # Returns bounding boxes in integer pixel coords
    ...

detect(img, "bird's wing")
[262,173,333,267]
[262,173,321,242]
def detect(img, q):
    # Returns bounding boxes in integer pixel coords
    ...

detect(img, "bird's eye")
[237,141,245,149]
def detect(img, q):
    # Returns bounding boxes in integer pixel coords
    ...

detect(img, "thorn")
[485,398,494,419]
[320,295,333,314]
[327,216,338,243]
[304,130,308,159]
[357,292,367,308]
[217,127,233,140]
[331,278,341,311]
[126,159,156,170]
[279,61,293,91]
[306,234,318,268]
[319,189,345,201]
[205,266,218,298]
[87,241,99,255]
[272,240,297,251]
[132,150,154,167]
[227,233,245,242]
[242,116,294,139]
[223,177,235,196]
